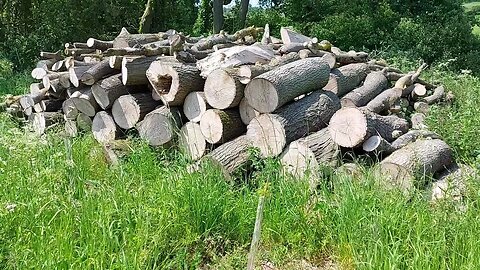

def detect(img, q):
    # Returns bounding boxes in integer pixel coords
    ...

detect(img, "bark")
[212,0,224,34]
[204,135,251,175]
[80,59,117,85]
[423,86,445,105]
[122,56,177,85]
[341,71,388,106]
[113,27,166,48]
[183,92,211,123]
[92,111,120,143]
[136,106,183,146]
[204,68,244,109]
[365,88,403,114]
[411,113,427,130]
[111,93,161,129]
[69,66,91,87]
[199,109,246,144]
[247,90,340,157]
[391,130,440,150]
[239,97,260,125]
[334,51,369,65]
[179,122,207,161]
[324,63,369,96]
[86,38,114,51]
[244,57,331,113]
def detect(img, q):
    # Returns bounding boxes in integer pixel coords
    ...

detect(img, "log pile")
[5,25,470,199]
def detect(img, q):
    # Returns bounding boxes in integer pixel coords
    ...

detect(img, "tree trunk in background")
[213,0,224,34]
[239,0,249,29]
[139,0,154,34]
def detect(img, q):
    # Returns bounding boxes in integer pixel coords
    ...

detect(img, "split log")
[92,111,119,143]
[341,71,388,107]
[365,88,403,114]
[203,135,252,175]
[62,99,79,119]
[86,38,114,51]
[200,109,246,144]
[362,135,396,154]
[146,61,203,106]
[183,92,210,123]
[247,90,340,157]
[113,27,166,48]
[179,122,207,161]
[92,74,134,109]
[280,27,310,45]
[32,112,64,135]
[69,66,91,87]
[324,63,369,96]
[239,97,260,125]
[111,93,160,129]
[244,57,331,113]
[109,56,123,70]
[204,68,244,109]
[76,113,93,132]
[280,128,339,180]
[122,56,177,85]
[136,106,182,146]
[70,88,99,117]
[328,107,409,148]
[40,50,62,61]
[261,23,271,44]
[80,60,117,85]
[423,86,445,105]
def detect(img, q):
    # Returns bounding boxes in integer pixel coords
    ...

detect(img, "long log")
[113,27,166,48]
[324,63,369,96]
[341,71,388,107]
[111,93,160,129]
[122,56,177,85]
[183,92,210,123]
[203,135,252,175]
[80,59,117,85]
[239,97,260,125]
[136,106,183,146]
[92,111,119,143]
[391,130,440,150]
[200,109,246,144]
[247,90,340,157]
[204,68,244,109]
[328,107,409,148]
[86,38,114,51]
[179,122,207,161]
[365,88,403,114]
[244,57,331,113]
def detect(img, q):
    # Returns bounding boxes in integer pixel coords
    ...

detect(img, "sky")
[227,0,260,8]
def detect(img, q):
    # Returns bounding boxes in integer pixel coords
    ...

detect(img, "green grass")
[463,1,480,12]
[1,58,480,268]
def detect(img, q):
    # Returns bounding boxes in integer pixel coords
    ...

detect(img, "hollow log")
[136,106,182,146]
[341,71,388,107]
[204,68,244,109]
[183,92,210,123]
[328,107,409,148]
[324,63,369,96]
[203,135,252,175]
[80,59,117,85]
[146,61,203,106]
[239,97,260,125]
[92,111,119,143]
[244,57,331,113]
[179,122,207,161]
[86,38,114,51]
[362,135,396,154]
[70,88,99,117]
[247,90,340,157]
[32,112,64,135]
[111,93,160,129]
[200,109,246,144]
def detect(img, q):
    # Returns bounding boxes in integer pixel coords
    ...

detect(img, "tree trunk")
[200,109,246,144]
[204,68,244,109]
[204,135,251,175]
[179,122,207,161]
[136,106,183,146]
[341,71,388,107]
[139,0,154,34]
[239,97,260,125]
[324,63,369,97]
[86,38,114,51]
[92,111,119,143]
[238,0,250,28]
[328,107,409,148]
[80,59,117,85]
[112,93,160,129]
[244,57,331,113]
[183,91,211,123]
[113,27,166,48]
[247,90,340,157]
[212,0,224,34]
[146,61,204,106]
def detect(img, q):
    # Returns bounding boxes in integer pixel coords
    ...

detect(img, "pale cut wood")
[42,71,69,90]
[261,24,271,44]
[410,83,427,100]
[245,57,331,113]
[179,122,207,161]
[328,107,409,148]
[86,38,114,50]
[19,96,35,116]
[203,135,252,175]
[122,56,177,85]
[40,50,62,61]
[136,106,182,146]
[239,97,260,125]
[92,111,119,143]
[112,93,160,129]
[70,88,99,117]
[109,56,124,70]
[280,128,339,181]
[247,90,340,157]
[200,109,246,144]
[69,66,91,87]
[146,61,203,106]
[49,78,68,94]
[80,59,117,85]
[30,82,45,94]
[64,48,95,57]
[324,63,369,96]
[62,99,79,119]
[92,74,134,109]
[204,68,244,109]
[183,92,210,123]
[52,60,65,72]
[341,71,388,106]
[423,86,445,104]
[32,112,64,135]
[362,135,395,154]
[280,27,311,45]
[31,59,55,79]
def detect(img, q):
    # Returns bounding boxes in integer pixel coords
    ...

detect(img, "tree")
[213,0,224,33]
[139,0,154,33]
[239,0,250,28]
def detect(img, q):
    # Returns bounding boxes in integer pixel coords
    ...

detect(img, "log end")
[328,107,367,148]
[244,78,278,113]
[92,111,118,143]
[205,69,243,109]
[183,92,208,123]
[246,114,286,158]
[280,141,318,179]
[179,122,207,161]
[112,95,141,129]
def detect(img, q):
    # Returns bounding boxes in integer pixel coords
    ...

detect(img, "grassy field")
[1,57,480,269]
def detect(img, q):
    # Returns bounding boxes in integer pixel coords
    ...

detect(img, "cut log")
[391,130,440,150]
[42,71,69,90]
[92,111,119,143]
[31,59,55,79]
[183,92,210,122]
[19,96,35,116]
[423,86,445,105]
[122,56,177,85]
[32,112,64,135]
[76,113,92,131]
[52,60,65,72]
[38,99,63,112]
[410,83,427,100]
[239,97,260,125]
[362,135,395,154]
[69,66,91,87]
[109,56,123,70]
[40,50,62,61]
[411,113,427,130]
[280,128,339,180]
[328,107,409,148]
[111,93,160,129]
[192,33,229,51]
[113,27,166,48]
[179,122,207,161]
[136,106,182,146]
[70,88,99,117]
[200,109,246,144]
[341,71,388,106]
[280,27,311,45]
[238,64,273,85]
[279,43,306,54]
[413,102,429,114]
[92,74,135,109]
[49,78,68,94]
[335,51,369,65]
[86,38,114,51]
[204,68,244,109]
[429,164,476,202]
[247,90,340,157]
[30,83,45,94]
[244,57,331,113]
[203,135,252,175]
[80,59,117,85]
[64,48,96,56]
[324,63,369,96]
[146,61,204,106]
[365,88,403,114]
[62,99,79,119]
[378,139,453,190]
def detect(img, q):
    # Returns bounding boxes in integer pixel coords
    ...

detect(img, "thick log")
[136,106,182,146]
[179,122,207,161]
[122,56,177,85]
[247,90,340,157]
[280,128,339,180]
[362,135,396,154]
[109,56,123,70]
[30,82,45,94]
[32,112,64,135]
[62,99,79,119]
[183,92,210,123]
[92,74,138,109]
[111,93,160,129]
[86,38,114,51]
[341,71,388,106]
[423,85,445,105]
[80,59,117,85]
[279,43,306,54]
[204,68,244,109]
[146,61,203,106]
[69,66,91,87]
[200,109,246,144]
[92,111,119,143]
[203,135,252,175]
[70,88,99,117]
[328,107,409,148]
[244,57,331,113]
[31,59,55,79]
[365,88,403,114]
[324,63,369,96]
[42,71,69,90]
[280,27,310,45]
[113,27,166,48]
[239,97,260,125]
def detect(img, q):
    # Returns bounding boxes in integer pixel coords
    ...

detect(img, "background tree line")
[1,0,479,72]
